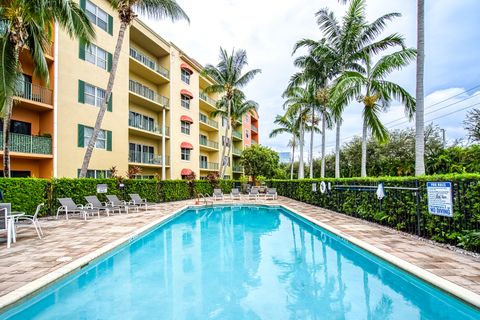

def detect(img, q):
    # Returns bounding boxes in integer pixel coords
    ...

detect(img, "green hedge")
[268,174,480,252]
[0,178,239,216]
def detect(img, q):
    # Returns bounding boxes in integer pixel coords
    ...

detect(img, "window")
[85,43,107,69]
[200,155,208,166]
[84,83,106,107]
[222,116,228,127]
[84,127,106,149]
[222,156,230,166]
[222,136,230,146]
[224,175,231,180]
[0,120,31,135]
[85,0,109,32]
[181,148,191,161]
[246,130,249,139]
[77,169,111,178]
[129,111,155,132]
[181,120,190,134]
[129,143,155,164]
[181,94,191,109]
[181,69,190,84]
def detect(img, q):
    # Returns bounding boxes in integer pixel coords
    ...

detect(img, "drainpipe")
[162,107,166,180]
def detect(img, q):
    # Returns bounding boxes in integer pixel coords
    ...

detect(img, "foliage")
[205,172,220,189]
[240,144,280,180]
[463,108,480,143]
[0,178,49,215]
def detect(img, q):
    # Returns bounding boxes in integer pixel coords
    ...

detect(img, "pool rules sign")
[426,182,453,217]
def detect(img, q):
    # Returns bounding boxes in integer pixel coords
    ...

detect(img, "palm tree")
[332,49,416,177]
[269,112,300,179]
[415,0,425,175]
[202,48,261,178]
[79,0,189,177]
[316,87,333,177]
[0,0,94,177]
[214,91,258,131]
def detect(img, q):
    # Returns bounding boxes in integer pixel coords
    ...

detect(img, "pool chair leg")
[33,221,42,239]
[36,220,44,237]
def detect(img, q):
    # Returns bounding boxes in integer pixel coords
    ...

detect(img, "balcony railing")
[232,147,242,156]
[251,124,258,133]
[129,80,169,108]
[0,132,52,155]
[199,91,217,107]
[199,113,218,128]
[129,151,170,165]
[130,47,169,79]
[199,136,219,149]
[232,130,242,140]
[15,80,53,105]
[200,161,219,170]
[128,118,170,136]
[232,165,243,172]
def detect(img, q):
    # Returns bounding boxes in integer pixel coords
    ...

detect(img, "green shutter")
[80,0,86,10]
[107,94,112,112]
[79,40,86,60]
[78,80,85,103]
[107,52,112,71]
[78,124,85,147]
[106,130,112,151]
[108,15,113,35]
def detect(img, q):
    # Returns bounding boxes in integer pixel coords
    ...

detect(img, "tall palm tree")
[214,91,258,131]
[270,112,300,179]
[79,0,189,177]
[415,0,425,175]
[332,49,416,177]
[0,0,94,177]
[316,87,333,177]
[202,48,261,178]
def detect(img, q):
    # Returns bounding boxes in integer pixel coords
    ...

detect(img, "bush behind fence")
[268,174,480,252]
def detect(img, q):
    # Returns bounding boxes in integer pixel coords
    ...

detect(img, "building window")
[181,94,191,109]
[84,83,106,107]
[78,169,111,178]
[0,119,31,135]
[222,156,230,166]
[222,116,228,127]
[129,111,155,132]
[246,130,250,139]
[84,127,107,149]
[85,43,107,69]
[181,69,190,84]
[181,148,191,161]
[222,136,230,146]
[129,143,155,164]
[224,175,231,180]
[200,155,208,168]
[85,0,109,32]
[181,120,190,135]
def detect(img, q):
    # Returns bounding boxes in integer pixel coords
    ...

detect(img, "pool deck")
[0,197,479,309]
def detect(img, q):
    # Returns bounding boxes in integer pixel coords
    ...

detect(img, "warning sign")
[426,182,453,217]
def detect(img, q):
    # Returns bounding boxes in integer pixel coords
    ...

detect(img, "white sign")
[312,183,317,192]
[427,182,453,217]
[96,184,108,194]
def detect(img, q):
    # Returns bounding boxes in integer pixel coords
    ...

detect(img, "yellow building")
[2,0,259,179]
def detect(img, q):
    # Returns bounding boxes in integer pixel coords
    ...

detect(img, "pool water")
[1,205,479,319]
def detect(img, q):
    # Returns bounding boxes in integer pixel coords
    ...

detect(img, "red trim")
[181,168,193,176]
[180,115,193,123]
[180,63,194,74]
[181,142,194,149]
[180,89,194,99]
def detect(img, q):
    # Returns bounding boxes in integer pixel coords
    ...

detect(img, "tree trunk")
[2,98,13,177]
[321,114,326,178]
[415,0,425,175]
[290,136,295,180]
[361,120,367,177]
[298,107,304,179]
[335,122,341,178]
[80,21,128,177]
[309,108,314,179]
[219,98,231,178]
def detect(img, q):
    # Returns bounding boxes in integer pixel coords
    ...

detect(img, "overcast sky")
[144,0,480,157]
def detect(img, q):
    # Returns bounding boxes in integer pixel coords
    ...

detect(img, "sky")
[144,0,480,157]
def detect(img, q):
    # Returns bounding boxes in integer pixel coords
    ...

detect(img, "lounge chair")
[56,198,100,220]
[15,203,44,239]
[213,189,224,201]
[265,188,278,200]
[106,195,137,213]
[85,196,119,216]
[129,194,157,210]
[230,188,241,200]
[247,187,260,200]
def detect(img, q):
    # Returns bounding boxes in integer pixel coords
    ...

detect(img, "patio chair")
[129,194,157,210]
[56,198,100,221]
[213,189,224,201]
[247,187,260,200]
[106,195,138,213]
[15,203,44,239]
[265,188,278,200]
[85,196,118,216]
[230,188,241,200]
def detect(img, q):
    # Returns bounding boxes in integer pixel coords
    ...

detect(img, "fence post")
[415,179,422,236]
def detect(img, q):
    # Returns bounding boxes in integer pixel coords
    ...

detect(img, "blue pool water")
[1,205,479,319]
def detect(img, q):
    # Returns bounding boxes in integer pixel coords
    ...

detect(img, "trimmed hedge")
[268,174,480,252]
[0,178,239,216]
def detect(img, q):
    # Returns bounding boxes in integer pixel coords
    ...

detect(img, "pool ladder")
[197,193,213,206]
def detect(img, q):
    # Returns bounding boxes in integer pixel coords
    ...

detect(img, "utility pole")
[441,128,446,148]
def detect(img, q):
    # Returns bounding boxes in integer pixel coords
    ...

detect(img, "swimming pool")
[1,205,478,319]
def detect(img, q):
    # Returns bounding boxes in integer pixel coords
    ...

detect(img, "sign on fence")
[96,184,108,194]
[427,182,453,217]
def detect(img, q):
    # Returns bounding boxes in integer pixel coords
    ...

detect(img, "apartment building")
[2,0,258,179]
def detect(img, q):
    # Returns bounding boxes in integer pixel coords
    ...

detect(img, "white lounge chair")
[213,189,224,201]
[85,196,117,216]
[106,195,137,213]
[265,188,278,200]
[247,188,260,200]
[56,198,100,220]
[230,188,241,200]
[15,203,44,239]
[129,194,157,210]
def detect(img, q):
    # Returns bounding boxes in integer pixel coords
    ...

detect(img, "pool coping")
[0,202,479,312]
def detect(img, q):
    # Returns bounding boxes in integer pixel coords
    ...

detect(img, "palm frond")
[363,103,389,143]
[0,34,19,116]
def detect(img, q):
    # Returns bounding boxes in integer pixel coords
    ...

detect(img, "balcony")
[232,165,243,173]
[0,132,52,156]
[129,151,170,166]
[232,130,242,141]
[129,47,169,84]
[199,136,219,150]
[129,80,169,111]
[200,161,219,171]
[232,147,242,156]
[251,124,258,133]
[128,118,169,138]
[251,140,258,145]
[14,80,53,111]
[199,113,218,131]
[199,91,218,111]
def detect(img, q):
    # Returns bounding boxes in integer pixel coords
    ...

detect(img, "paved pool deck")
[0,197,479,308]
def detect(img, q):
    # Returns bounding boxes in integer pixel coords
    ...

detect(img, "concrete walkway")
[0,197,479,302]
